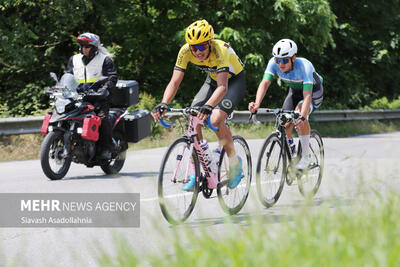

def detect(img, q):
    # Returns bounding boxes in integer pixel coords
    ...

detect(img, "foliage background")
[0,0,399,116]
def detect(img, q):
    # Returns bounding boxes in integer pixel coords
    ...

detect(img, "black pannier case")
[112,80,139,108]
[124,110,152,143]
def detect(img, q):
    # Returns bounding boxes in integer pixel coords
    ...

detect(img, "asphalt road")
[0,132,399,266]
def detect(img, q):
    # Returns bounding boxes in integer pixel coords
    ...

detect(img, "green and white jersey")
[263,57,322,91]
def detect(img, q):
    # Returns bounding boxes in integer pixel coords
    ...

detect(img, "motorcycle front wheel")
[40,131,72,180]
[100,132,126,175]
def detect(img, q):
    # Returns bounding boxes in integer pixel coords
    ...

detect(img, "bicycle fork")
[171,145,192,183]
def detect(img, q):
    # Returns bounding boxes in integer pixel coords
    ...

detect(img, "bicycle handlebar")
[249,108,300,125]
[158,107,218,131]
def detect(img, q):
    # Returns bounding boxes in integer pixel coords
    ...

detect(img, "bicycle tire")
[158,136,200,224]
[256,132,286,208]
[297,130,324,197]
[217,135,252,215]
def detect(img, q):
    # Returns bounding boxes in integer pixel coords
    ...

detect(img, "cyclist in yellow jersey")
[152,19,246,191]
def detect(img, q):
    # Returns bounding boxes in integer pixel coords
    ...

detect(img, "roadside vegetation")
[1,1,400,117]
[96,190,400,266]
[1,119,400,162]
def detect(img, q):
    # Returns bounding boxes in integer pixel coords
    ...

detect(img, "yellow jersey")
[174,39,244,81]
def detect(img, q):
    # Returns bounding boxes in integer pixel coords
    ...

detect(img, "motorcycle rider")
[66,32,117,159]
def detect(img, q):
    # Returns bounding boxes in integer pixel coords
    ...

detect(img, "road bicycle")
[158,107,252,224]
[250,108,324,208]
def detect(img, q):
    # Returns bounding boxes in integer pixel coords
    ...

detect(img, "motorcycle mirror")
[50,72,59,83]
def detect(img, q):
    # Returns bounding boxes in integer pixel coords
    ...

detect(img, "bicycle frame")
[160,108,219,189]
[260,109,298,163]
[277,124,296,164]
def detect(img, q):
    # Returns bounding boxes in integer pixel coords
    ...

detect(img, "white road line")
[140,180,261,202]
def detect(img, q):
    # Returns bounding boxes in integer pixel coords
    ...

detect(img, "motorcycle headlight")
[55,99,71,114]
[55,104,65,114]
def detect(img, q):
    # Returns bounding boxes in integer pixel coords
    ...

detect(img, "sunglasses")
[81,45,92,49]
[190,43,208,52]
[275,58,290,64]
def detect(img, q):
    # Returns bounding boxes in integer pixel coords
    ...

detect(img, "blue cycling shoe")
[228,156,243,189]
[182,174,196,191]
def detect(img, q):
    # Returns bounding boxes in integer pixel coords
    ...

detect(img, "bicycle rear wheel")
[297,130,324,197]
[256,132,286,208]
[217,135,252,215]
[158,137,200,224]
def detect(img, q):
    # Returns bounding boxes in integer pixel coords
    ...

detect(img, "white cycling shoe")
[296,154,311,170]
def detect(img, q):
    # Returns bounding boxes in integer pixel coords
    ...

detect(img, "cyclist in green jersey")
[249,39,324,170]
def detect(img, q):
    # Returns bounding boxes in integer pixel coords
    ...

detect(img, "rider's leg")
[211,109,242,188]
[209,109,237,164]
[214,72,246,188]
[97,104,113,159]
[282,88,302,149]
[295,103,312,169]
[285,122,295,139]
[295,74,324,169]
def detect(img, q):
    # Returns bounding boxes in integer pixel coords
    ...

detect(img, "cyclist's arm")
[300,90,312,117]
[249,79,271,112]
[255,79,271,106]
[161,69,184,104]
[205,71,229,107]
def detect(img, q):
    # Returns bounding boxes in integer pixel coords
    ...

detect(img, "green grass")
[1,119,400,161]
[97,190,400,267]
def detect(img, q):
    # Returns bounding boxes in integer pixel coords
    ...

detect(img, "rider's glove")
[152,103,169,115]
[83,87,109,102]
[198,104,213,116]
[77,83,90,93]
[96,86,110,99]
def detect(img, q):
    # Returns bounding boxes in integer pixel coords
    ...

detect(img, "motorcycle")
[40,72,151,180]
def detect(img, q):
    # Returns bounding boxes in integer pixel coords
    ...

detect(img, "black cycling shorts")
[191,71,246,115]
[282,72,324,113]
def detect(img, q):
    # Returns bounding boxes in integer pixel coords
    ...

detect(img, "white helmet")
[272,39,297,58]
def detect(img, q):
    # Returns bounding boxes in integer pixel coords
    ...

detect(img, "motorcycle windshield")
[57,73,79,96]
[45,73,79,99]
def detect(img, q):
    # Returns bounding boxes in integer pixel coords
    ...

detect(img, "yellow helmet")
[185,19,214,45]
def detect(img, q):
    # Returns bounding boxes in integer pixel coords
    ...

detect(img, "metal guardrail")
[1,109,400,136]
[0,116,45,136]
[231,109,400,123]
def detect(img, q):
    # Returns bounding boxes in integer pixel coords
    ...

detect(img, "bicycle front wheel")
[256,132,286,208]
[217,135,252,215]
[297,130,324,197]
[158,137,200,224]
